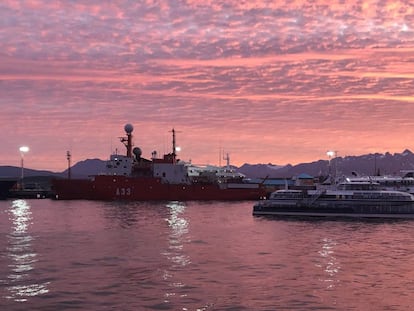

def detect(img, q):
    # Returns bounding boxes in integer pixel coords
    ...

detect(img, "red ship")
[53,124,266,201]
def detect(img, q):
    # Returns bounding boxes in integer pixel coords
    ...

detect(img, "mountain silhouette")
[1,150,414,179]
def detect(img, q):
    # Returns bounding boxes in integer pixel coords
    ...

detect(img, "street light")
[326,150,337,183]
[326,150,336,159]
[19,146,29,188]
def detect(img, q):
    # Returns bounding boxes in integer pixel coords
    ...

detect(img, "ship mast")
[169,128,181,163]
[171,128,177,162]
[224,152,230,170]
[120,124,134,158]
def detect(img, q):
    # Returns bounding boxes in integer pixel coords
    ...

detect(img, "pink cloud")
[1,1,413,171]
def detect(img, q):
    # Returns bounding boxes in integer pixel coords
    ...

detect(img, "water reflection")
[316,237,341,289]
[162,201,191,303]
[5,200,49,301]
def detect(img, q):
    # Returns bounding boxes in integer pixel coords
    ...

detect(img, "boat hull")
[253,200,414,219]
[53,175,266,201]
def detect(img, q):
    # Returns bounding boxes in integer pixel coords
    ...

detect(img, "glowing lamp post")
[326,150,336,160]
[19,146,29,187]
[326,150,337,183]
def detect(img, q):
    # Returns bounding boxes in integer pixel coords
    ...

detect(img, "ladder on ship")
[307,189,326,206]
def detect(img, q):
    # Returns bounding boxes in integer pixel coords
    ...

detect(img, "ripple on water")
[1,200,414,310]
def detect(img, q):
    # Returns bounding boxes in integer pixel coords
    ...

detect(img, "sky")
[1,0,414,172]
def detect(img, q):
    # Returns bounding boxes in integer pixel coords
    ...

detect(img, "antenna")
[219,147,222,167]
[223,152,230,169]
[169,128,181,161]
[171,128,176,157]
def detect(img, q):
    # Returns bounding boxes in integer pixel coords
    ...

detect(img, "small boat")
[53,124,267,201]
[253,180,414,219]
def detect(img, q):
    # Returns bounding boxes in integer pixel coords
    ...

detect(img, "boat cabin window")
[338,182,381,191]
[270,190,303,199]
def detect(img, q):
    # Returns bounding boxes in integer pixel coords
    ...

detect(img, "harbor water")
[1,199,414,310]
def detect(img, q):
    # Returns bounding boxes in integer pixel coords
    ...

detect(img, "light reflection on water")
[4,200,49,302]
[162,201,191,304]
[317,237,341,289]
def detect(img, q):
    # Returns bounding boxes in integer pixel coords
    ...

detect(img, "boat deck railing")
[306,189,326,206]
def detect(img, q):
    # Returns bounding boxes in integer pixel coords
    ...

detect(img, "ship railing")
[306,189,326,206]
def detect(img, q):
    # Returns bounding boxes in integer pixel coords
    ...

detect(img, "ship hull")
[53,175,266,201]
[253,200,414,219]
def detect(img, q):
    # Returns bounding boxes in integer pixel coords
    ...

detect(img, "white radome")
[124,123,134,133]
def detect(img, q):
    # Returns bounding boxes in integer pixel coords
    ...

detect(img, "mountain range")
[239,149,414,178]
[2,149,414,179]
